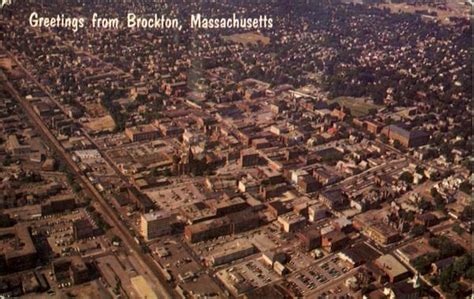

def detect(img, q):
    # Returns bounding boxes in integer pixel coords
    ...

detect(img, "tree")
[431,188,445,209]
[465,266,474,281]
[413,253,438,274]
[416,165,425,174]
[440,265,457,292]
[448,281,462,296]
[452,253,471,276]
[163,168,172,177]
[399,171,413,184]
[58,162,68,173]
[321,151,344,164]
[429,236,465,258]
[430,187,439,198]
[86,205,96,213]
[411,224,426,237]
[452,224,464,235]
[401,210,415,222]
[113,274,122,294]
[2,154,12,166]
[459,181,472,195]
[141,244,150,254]
[205,90,215,101]
[417,198,432,211]
[437,253,474,295]
[393,139,402,149]
[66,172,75,185]
[460,204,473,221]
[151,168,160,177]
[368,108,378,116]
[0,213,16,227]
[83,197,92,206]
[72,183,82,193]
[135,94,147,104]
[429,276,439,285]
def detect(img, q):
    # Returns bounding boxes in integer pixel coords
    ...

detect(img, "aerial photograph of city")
[0,0,472,298]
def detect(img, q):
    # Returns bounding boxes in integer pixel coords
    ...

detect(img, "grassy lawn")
[84,115,116,133]
[329,96,382,117]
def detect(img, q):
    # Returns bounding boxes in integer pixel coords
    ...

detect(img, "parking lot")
[217,257,281,291]
[145,181,206,211]
[287,254,350,295]
[242,258,281,287]
[286,250,319,271]
[311,278,355,298]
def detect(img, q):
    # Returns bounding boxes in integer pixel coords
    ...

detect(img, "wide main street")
[1,48,175,299]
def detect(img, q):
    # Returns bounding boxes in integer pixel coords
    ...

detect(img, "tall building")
[140,211,172,241]
[72,218,97,240]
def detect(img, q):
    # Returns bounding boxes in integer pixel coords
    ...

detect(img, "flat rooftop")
[142,211,171,222]
[375,254,409,278]
[0,224,36,258]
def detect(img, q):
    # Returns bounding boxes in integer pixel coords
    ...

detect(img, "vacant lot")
[223,32,270,46]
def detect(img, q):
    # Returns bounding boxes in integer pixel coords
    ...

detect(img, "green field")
[223,32,270,46]
[329,96,382,117]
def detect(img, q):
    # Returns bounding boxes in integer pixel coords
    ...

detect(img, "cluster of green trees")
[64,170,82,194]
[439,253,474,297]
[413,236,465,274]
[113,274,122,295]
[19,172,42,183]
[430,188,446,210]
[85,205,111,232]
[399,171,413,184]
[399,209,415,222]
[410,224,426,237]
[429,236,465,257]
[320,150,344,165]
[151,167,172,177]
[2,154,13,166]
[416,198,433,212]
[459,181,472,195]
[101,88,128,132]
[460,204,473,222]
